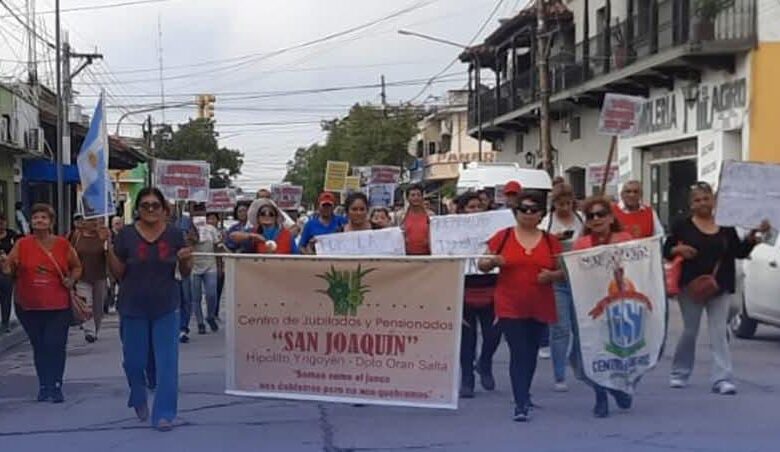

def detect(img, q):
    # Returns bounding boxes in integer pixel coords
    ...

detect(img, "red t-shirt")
[612,204,654,239]
[403,211,430,255]
[573,231,633,250]
[487,228,562,323]
[15,236,71,311]
[254,228,294,254]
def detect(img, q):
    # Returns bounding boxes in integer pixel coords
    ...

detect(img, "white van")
[456,162,553,196]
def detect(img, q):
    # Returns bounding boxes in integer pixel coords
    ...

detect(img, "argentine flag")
[77,93,115,219]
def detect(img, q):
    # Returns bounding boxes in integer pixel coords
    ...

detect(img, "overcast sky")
[0,0,529,192]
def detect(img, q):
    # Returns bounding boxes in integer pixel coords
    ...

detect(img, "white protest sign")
[430,210,516,274]
[562,236,667,394]
[369,183,396,208]
[271,184,303,210]
[315,227,406,256]
[206,188,236,212]
[715,160,780,228]
[598,93,644,137]
[154,159,211,202]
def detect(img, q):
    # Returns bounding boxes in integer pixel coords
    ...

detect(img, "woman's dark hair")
[344,192,369,210]
[456,192,481,213]
[135,187,167,211]
[206,212,221,221]
[405,183,424,197]
[580,195,622,236]
[515,190,547,210]
[30,203,55,221]
[370,206,390,218]
[689,181,714,201]
[233,201,250,219]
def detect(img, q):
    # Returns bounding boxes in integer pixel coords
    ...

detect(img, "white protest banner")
[206,188,236,212]
[315,227,406,256]
[369,183,396,208]
[226,255,464,408]
[598,93,644,137]
[430,210,516,274]
[271,184,304,210]
[561,236,667,394]
[154,159,211,202]
[715,160,780,228]
[371,165,402,184]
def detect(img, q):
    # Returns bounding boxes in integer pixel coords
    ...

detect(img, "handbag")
[36,240,93,322]
[664,255,684,297]
[685,260,722,304]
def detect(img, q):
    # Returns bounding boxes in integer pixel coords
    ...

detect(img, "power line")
[0,0,171,17]
[0,0,55,48]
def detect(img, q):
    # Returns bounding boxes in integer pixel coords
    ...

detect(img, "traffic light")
[196,94,216,119]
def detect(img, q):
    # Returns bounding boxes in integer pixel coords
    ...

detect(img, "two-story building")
[460,0,777,228]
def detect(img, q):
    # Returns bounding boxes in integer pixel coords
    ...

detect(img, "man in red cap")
[503,181,522,209]
[298,192,347,254]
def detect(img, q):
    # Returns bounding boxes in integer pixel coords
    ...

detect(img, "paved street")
[1,307,779,452]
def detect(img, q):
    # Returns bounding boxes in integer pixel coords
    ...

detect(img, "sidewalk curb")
[0,322,27,356]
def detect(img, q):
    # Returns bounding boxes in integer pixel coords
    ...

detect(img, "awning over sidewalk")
[23,159,80,183]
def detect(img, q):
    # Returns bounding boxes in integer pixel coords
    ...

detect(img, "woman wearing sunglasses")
[231,199,297,254]
[571,196,633,418]
[665,182,770,396]
[478,191,563,422]
[108,187,194,431]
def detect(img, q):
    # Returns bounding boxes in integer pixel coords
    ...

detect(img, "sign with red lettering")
[271,184,303,210]
[154,159,211,202]
[370,165,402,184]
[598,93,645,137]
[226,256,464,409]
[206,188,236,212]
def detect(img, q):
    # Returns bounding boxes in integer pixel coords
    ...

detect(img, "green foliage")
[284,104,421,206]
[316,265,375,316]
[153,118,244,188]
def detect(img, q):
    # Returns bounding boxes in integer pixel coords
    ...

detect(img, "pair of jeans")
[550,281,574,382]
[460,304,501,381]
[0,273,13,326]
[75,279,107,337]
[191,271,218,326]
[499,318,545,408]
[178,276,193,333]
[120,310,179,426]
[671,291,733,385]
[16,307,71,389]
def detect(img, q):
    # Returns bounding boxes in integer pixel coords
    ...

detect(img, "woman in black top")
[664,182,769,395]
[0,214,18,332]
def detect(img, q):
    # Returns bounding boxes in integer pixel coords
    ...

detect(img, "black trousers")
[16,306,71,388]
[216,272,225,318]
[0,274,13,326]
[499,318,545,408]
[460,304,501,379]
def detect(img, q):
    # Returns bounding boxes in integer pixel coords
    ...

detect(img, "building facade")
[461,0,777,228]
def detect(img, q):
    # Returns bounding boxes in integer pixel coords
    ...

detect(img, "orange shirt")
[487,228,562,323]
[403,210,430,255]
[15,236,71,311]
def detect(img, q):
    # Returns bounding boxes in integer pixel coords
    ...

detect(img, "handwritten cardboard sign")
[315,228,406,256]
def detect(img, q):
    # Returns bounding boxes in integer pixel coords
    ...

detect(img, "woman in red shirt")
[2,203,82,403]
[231,199,296,254]
[479,191,563,422]
[571,196,633,418]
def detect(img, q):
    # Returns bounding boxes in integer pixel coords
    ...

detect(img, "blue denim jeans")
[550,281,574,382]
[179,277,192,333]
[121,310,179,426]
[191,271,218,325]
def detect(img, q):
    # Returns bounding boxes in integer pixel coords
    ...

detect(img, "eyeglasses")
[515,204,543,215]
[258,210,277,218]
[139,202,162,212]
[585,209,610,220]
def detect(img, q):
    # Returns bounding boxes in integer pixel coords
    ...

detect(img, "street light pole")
[398,29,483,161]
[55,0,64,233]
[536,0,554,177]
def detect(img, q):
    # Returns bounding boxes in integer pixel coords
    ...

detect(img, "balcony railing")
[468,0,756,130]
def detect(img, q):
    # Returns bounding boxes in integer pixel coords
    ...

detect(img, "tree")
[283,104,420,205]
[153,118,244,188]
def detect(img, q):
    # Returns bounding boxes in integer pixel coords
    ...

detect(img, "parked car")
[731,231,780,338]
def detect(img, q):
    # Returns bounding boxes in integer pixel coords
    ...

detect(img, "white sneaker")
[553,382,569,392]
[538,347,551,359]
[713,381,737,395]
[669,378,687,388]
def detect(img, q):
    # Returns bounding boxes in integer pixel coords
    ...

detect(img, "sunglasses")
[139,202,162,212]
[514,204,543,215]
[690,181,713,192]
[585,209,610,221]
[258,210,277,218]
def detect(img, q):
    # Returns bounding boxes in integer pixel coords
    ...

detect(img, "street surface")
[1,306,779,452]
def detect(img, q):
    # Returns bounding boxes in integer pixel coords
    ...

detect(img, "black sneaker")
[51,385,64,404]
[179,332,190,344]
[85,333,97,343]
[608,389,633,410]
[593,391,609,418]
[476,365,496,391]
[459,384,475,399]
[37,386,51,402]
[197,324,207,335]
[513,406,529,422]
[207,318,219,333]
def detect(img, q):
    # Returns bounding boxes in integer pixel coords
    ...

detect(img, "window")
[570,117,581,141]
[515,134,524,154]
[596,7,607,56]
[416,140,424,158]
[441,134,452,153]
[637,0,652,37]
[566,167,586,199]
[428,142,437,156]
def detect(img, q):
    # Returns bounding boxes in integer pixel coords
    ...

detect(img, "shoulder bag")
[685,260,721,304]
[36,240,92,322]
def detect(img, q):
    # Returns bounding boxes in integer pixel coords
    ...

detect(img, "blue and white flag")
[77,93,115,219]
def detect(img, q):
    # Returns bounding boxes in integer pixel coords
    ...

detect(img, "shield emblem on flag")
[605,298,647,358]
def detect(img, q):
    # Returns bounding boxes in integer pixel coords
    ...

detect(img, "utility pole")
[25,0,37,84]
[380,74,387,107]
[158,14,166,124]
[55,0,64,233]
[536,0,554,177]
